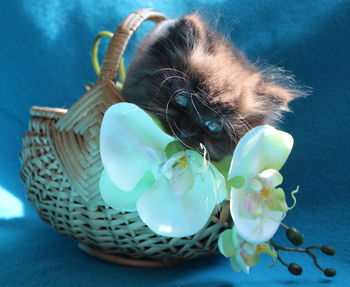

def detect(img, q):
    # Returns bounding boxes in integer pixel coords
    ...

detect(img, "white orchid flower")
[218,226,277,274]
[227,125,294,244]
[99,103,226,237]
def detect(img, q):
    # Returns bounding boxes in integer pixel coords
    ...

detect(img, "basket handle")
[98,8,167,83]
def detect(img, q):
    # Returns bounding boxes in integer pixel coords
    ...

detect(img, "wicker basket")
[19,8,231,267]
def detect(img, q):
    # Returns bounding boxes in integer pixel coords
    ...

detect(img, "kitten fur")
[123,14,301,161]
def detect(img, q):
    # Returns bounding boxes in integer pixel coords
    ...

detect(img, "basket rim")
[78,243,182,267]
[30,106,67,118]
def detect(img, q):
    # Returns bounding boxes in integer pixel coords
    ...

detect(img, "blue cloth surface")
[1,0,349,286]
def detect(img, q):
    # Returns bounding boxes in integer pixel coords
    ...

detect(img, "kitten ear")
[164,21,192,52]
[182,14,206,38]
[168,14,205,49]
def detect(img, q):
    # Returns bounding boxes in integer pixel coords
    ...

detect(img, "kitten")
[123,14,300,161]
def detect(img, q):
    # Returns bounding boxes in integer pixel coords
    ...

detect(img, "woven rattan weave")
[19,8,231,267]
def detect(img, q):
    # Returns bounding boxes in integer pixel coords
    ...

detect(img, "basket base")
[78,244,181,267]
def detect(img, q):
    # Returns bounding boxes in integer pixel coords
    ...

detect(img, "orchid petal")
[268,187,288,212]
[258,169,283,189]
[258,243,278,267]
[248,177,263,192]
[228,125,293,180]
[99,169,154,212]
[230,187,284,244]
[169,166,195,195]
[235,253,250,274]
[159,151,195,195]
[246,192,264,216]
[228,176,246,189]
[242,242,257,256]
[218,229,236,257]
[258,243,277,258]
[137,152,226,237]
[230,256,243,272]
[227,226,258,272]
[100,103,173,191]
[245,252,260,267]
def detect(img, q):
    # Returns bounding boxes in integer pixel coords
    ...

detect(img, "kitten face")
[123,14,299,161]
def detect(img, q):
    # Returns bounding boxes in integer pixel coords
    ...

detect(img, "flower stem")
[270,240,325,273]
[276,254,289,267]
[280,222,289,230]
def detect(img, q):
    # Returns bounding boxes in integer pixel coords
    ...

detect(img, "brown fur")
[186,14,299,121]
[123,13,302,161]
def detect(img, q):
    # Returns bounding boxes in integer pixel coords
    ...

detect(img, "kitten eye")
[204,120,221,133]
[174,92,189,108]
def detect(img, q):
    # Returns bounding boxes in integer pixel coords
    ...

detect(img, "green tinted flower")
[228,125,293,243]
[218,226,277,273]
[99,103,226,237]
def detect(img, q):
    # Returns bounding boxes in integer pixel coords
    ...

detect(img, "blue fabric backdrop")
[0,0,349,286]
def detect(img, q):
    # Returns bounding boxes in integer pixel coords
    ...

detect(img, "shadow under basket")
[19,8,231,267]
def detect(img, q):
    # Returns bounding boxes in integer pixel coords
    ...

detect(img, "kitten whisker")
[215,122,225,139]
[193,92,224,118]
[164,88,195,152]
[238,123,250,134]
[195,87,221,109]
[164,88,189,118]
[224,121,239,144]
[190,94,203,122]
[172,120,198,151]
[158,75,188,91]
[154,67,189,79]
[235,113,253,133]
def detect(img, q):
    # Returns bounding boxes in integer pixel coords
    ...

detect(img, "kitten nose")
[179,122,197,138]
[180,129,196,138]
